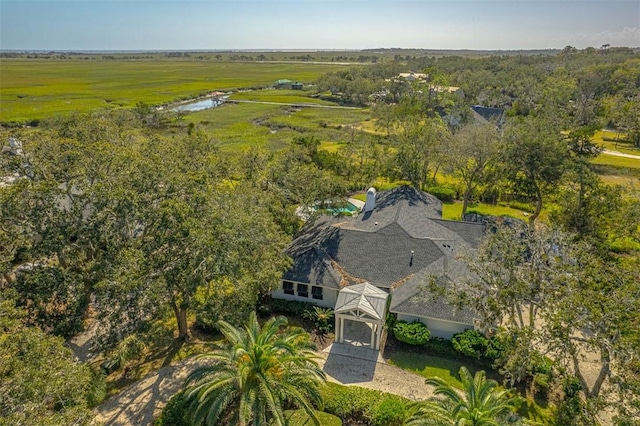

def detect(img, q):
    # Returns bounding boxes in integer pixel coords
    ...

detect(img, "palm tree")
[405,367,517,426]
[184,312,326,426]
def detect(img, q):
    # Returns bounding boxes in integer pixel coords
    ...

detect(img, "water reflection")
[173,96,227,112]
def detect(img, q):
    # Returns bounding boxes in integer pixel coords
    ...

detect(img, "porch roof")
[334,282,388,321]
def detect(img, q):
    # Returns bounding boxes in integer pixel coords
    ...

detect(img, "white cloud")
[572,27,640,47]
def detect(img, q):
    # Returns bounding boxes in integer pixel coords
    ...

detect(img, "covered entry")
[334,283,388,350]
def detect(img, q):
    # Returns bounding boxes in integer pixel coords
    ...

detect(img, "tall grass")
[0,59,347,122]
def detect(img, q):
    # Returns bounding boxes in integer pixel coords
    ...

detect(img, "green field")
[178,98,370,151]
[442,201,539,221]
[592,130,640,156]
[0,58,349,123]
[592,153,640,170]
[228,88,335,105]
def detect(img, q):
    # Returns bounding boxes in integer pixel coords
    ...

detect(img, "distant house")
[398,72,428,82]
[274,79,304,89]
[442,105,505,129]
[471,105,506,128]
[272,186,483,340]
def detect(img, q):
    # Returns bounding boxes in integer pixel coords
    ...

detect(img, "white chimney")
[364,187,376,212]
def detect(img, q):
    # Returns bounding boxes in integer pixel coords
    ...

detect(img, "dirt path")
[93,357,201,426]
[602,149,640,160]
[93,350,434,426]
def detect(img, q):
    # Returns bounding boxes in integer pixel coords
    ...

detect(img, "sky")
[1,0,639,51]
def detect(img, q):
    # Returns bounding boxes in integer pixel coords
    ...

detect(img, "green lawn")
[442,201,538,222]
[386,351,472,389]
[387,349,555,424]
[591,153,640,170]
[0,58,349,123]
[592,130,640,156]
[518,397,556,425]
[599,174,640,188]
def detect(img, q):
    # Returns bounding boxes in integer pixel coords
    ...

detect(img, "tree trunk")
[529,188,543,228]
[171,301,191,341]
[432,165,440,184]
[591,349,611,398]
[461,187,471,219]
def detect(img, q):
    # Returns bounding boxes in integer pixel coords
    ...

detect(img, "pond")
[172,96,228,112]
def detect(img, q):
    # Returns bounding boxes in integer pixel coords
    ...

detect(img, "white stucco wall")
[272,282,338,309]
[396,314,474,339]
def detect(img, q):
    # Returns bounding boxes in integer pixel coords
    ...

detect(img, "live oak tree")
[542,252,640,420]
[455,224,640,420]
[501,116,568,227]
[390,115,449,190]
[93,133,291,342]
[445,124,501,218]
[2,115,291,347]
[0,297,101,426]
[0,115,141,342]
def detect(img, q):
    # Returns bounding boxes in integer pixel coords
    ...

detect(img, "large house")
[272,186,484,340]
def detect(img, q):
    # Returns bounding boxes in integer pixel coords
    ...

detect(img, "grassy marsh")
[0,59,349,123]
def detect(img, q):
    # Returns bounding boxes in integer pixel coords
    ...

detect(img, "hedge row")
[426,185,456,203]
[321,382,411,426]
[156,383,412,426]
[259,298,318,317]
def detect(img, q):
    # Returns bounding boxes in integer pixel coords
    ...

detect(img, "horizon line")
[4,46,639,54]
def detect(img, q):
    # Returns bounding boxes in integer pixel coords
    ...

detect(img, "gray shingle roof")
[471,105,505,127]
[284,186,483,322]
[389,257,476,324]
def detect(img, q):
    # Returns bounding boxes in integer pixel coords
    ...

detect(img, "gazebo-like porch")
[334,282,388,350]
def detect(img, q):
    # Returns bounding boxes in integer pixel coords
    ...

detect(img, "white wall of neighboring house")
[396,313,474,339]
[272,281,338,309]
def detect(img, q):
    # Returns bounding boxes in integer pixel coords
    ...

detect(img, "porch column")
[370,323,376,349]
[339,316,345,343]
[375,321,383,350]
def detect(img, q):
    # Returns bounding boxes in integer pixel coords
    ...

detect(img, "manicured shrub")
[282,409,342,426]
[422,336,458,358]
[452,329,488,359]
[427,186,456,203]
[155,391,189,426]
[269,299,317,316]
[392,320,431,346]
[371,398,408,426]
[484,335,507,361]
[452,329,487,358]
[321,382,410,426]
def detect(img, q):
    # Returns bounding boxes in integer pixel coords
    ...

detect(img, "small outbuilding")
[274,79,294,89]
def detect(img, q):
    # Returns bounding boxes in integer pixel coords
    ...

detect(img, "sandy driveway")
[93,348,434,426]
[602,149,640,160]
